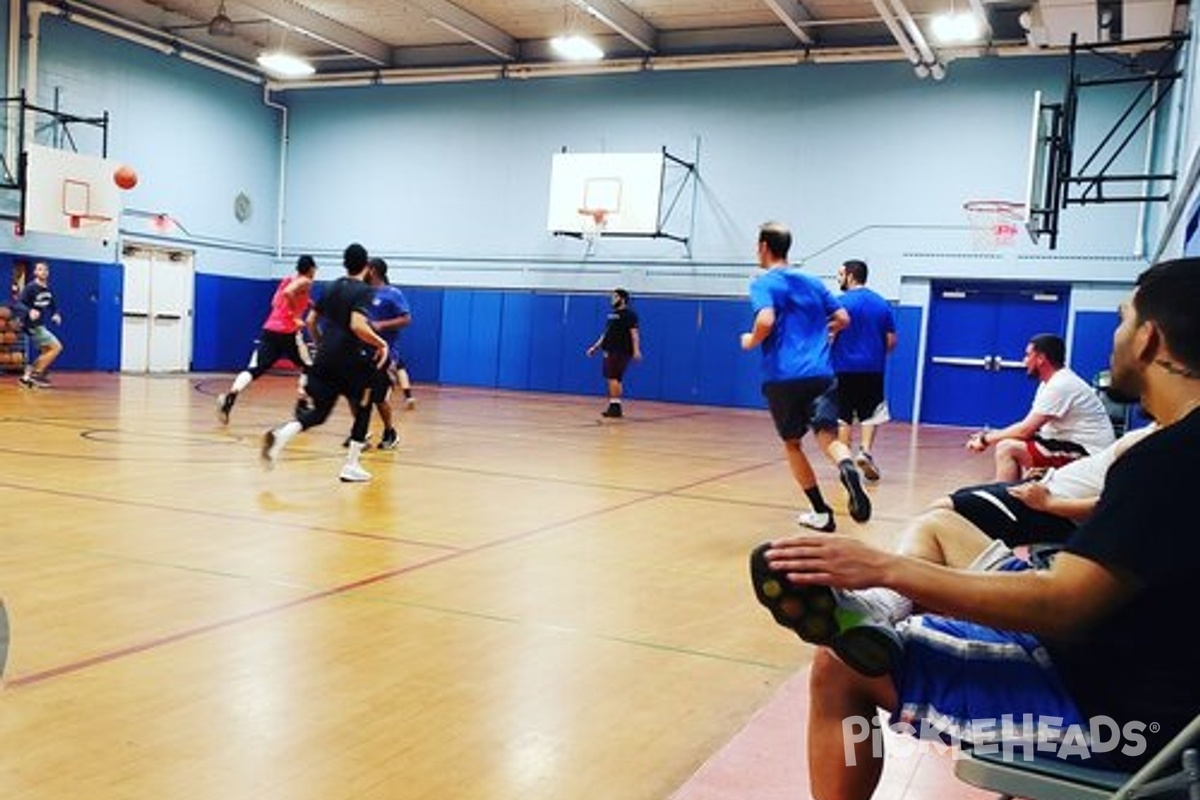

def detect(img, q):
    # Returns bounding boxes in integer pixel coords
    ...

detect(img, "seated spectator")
[966,333,1115,481]
[751,257,1200,800]
[931,423,1154,548]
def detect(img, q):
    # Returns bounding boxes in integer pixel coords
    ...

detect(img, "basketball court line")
[2,458,795,688]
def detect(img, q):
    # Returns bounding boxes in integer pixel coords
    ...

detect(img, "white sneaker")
[405,397,416,410]
[339,463,372,483]
[797,510,836,532]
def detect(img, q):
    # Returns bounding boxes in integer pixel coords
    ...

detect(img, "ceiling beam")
[570,0,657,53]
[760,0,815,45]
[239,0,392,64]
[411,0,519,60]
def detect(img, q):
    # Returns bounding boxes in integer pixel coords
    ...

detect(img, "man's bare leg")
[808,648,898,800]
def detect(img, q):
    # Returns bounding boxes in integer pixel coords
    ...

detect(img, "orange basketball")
[114,165,138,190]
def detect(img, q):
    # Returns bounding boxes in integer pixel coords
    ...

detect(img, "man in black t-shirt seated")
[751,257,1200,792]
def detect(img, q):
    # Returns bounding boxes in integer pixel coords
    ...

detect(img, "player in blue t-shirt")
[359,257,412,450]
[740,222,872,532]
[831,259,896,481]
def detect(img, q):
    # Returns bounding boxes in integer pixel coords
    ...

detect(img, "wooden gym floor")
[0,372,995,800]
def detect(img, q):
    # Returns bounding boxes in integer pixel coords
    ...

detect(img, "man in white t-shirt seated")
[966,333,1116,481]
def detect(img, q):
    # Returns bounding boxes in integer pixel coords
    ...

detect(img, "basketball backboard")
[547,152,664,236]
[1023,90,1064,248]
[24,144,122,240]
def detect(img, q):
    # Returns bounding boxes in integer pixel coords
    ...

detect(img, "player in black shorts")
[261,243,388,482]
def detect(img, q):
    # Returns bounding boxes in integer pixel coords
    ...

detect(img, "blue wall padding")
[887,305,922,423]
[1071,310,1119,384]
[399,287,443,383]
[193,273,276,371]
[496,291,534,391]
[527,294,569,392]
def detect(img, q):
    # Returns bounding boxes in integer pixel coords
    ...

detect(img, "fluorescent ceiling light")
[256,51,316,78]
[930,11,983,43]
[550,34,604,61]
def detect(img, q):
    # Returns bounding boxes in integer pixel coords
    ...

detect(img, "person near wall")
[218,255,317,424]
[966,333,1115,480]
[262,243,388,483]
[17,261,64,389]
[751,257,1200,798]
[831,259,897,482]
[740,222,872,532]
[586,288,642,418]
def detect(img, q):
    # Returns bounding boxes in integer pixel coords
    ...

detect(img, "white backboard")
[25,144,123,240]
[547,152,664,236]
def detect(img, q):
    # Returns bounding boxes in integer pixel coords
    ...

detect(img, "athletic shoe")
[29,372,51,388]
[378,429,399,450]
[18,375,35,389]
[797,510,836,532]
[343,435,372,450]
[339,463,372,483]
[856,451,881,482]
[217,393,235,424]
[749,543,903,678]
[601,405,623,418]
[405,397,417,410]
[261,429,284,468]
[840,464,872,523]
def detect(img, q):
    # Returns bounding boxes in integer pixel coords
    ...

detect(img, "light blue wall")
[278,55,1153,294]
[0,17,281,276]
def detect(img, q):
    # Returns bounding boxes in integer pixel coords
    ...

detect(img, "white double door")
[121,244,194,373]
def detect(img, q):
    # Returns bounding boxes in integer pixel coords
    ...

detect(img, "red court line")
[9,460,776,687]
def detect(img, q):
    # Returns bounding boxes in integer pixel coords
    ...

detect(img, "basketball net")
[578,208,609,245]
[963,200,1026,250]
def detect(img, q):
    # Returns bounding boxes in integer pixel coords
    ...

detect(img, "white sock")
[231,371,253,393]
[274,420,303,448]
[346,440,364,467]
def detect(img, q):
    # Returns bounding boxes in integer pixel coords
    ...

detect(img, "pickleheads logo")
[841,714,1153,765]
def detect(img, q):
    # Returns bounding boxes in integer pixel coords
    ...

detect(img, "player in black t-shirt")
[17,261,63,388]
[585,288,641,418]
[753,257,1200,791]
[261,243,388,483]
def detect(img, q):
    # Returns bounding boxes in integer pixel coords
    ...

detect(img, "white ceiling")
[43,0,1185,83]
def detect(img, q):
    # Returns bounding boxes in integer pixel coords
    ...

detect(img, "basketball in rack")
[578,207,609,244]
[963,200,1026,249]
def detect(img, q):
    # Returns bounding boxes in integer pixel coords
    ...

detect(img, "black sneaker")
[839,464,872,523]
[18,375,35,389]
[217,392,236,424]
[378,429,399,450]
[29,372,52,388]
[600,405,623,418]
[749,543,902,678]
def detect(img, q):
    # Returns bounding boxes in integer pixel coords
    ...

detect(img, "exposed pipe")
[5,0,22,175]
[261,86,288,259]
[31,0,262,84]
[866,0,926,76]
[886,0,945,78]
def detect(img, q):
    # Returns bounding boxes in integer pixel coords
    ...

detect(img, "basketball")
[113,165,138,190]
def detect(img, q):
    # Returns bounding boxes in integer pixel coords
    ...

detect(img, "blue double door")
[920,281,1069,427]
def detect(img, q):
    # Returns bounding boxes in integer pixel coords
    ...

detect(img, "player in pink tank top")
[217,255,318,423]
